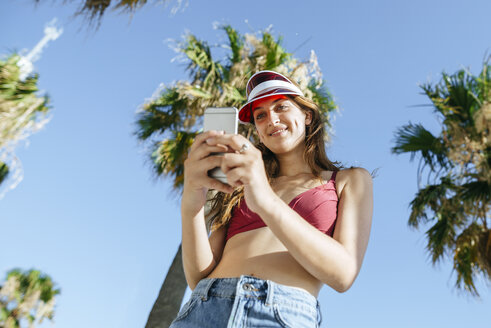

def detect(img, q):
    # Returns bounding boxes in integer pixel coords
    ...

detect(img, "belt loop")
[200,278,215,301]
[265,279,274,306]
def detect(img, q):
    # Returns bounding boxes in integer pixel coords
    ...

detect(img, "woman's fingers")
[185,132,258,193]
[189,130,225,154]
[203,176,234,194]
[198,154,225,172]
[225,167,245,187]
[193,156,234,193]
[188,131,232,161]
[220,153,247,173]
[185,153,221,179]
[205,134,249,153]
[189,144,228,161]
[220,152,261,188]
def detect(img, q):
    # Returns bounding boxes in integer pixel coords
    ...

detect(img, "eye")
[254,112,265,120]
[276,103,289,111]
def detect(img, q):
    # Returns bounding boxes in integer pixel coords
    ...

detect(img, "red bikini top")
[226,171,338,241]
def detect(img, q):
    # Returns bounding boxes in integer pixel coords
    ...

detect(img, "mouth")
[270,127,288,136]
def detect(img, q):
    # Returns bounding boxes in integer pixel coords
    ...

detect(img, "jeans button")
[243,283,253,291]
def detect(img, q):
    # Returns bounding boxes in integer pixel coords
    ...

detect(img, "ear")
[305,110,312,126]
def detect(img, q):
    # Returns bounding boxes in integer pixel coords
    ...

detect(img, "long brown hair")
[206,95,340,232]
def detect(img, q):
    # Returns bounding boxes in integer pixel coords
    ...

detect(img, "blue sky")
[1,0,490,327]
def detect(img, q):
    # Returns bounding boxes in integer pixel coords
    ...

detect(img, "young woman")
[170,71,373,327]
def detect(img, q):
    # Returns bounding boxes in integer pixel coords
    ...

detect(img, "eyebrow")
[252,97,287,112]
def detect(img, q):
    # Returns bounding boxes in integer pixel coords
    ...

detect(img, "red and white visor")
[239,70,304,123]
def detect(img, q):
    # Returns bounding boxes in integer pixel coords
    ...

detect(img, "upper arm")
[333,168,373,274]
[208,225,227,264]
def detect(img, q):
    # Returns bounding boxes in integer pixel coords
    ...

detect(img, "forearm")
[180,204,216,289]
[256,195,357,292]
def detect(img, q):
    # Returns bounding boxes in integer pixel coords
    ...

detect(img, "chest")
[272,178,326,205]
[225,171,339,241]
[227,181,338,241]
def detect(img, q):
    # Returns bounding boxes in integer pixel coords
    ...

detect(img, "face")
[252,95,312,154]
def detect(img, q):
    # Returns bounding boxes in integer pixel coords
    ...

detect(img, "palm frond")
[0,161,8,185]
[459,179,490,203]
[261,33,289,70]
[425,210,458,264]
[183,35,212,76]
[453,222,487,296]
[0,53,51,198]
[1,268,60,326]
[113,0,150,12]
[221,84,244,103]
[33,1,174,28]
[421,69,485,135]
[151,131,196,189]
[477,228,491,277]
[135,88,188,140]
[307,81,337,128]
[475,61,491,107]
[408,176,456,227]
[222,25,244,66]
[392,122,447,170]
[183,35,224,88]
[185,86,213,100]
[76,0,112,21]
[444,71,478,116]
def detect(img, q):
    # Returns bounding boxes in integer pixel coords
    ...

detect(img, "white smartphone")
[203,107,238,184]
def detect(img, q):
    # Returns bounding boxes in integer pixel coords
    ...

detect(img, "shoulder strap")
[330,170,337,182]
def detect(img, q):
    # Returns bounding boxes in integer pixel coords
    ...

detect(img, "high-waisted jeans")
[169,275,322,328]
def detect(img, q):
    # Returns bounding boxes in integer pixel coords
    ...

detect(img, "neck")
[275,147,311,177]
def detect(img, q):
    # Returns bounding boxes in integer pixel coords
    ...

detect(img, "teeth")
[271,129,286,136]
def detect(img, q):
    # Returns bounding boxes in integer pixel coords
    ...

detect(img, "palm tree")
[33,0,183,27]
[0,269,60,328]
[135,25,337,327]
[392,59,491,297]
[0,162,8,186]
[0,54,50,199]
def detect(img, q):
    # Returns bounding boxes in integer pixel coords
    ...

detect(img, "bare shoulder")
[335,168,373,197]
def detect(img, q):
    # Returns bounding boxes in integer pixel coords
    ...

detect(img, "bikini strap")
[330,170,337,182]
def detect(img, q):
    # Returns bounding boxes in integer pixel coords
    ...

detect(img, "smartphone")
[203,107,238,184]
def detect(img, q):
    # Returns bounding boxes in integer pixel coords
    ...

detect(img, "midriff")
[206,226,323,297]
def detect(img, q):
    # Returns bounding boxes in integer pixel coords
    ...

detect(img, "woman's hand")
[204,133,275,213]
[182,130,234,214]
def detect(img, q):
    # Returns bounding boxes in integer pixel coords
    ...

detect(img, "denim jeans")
[169,275,322,328]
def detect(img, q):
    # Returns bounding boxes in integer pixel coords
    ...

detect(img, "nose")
[267,111,280,126]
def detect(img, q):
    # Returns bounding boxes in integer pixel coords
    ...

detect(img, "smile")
[270,128,288,136]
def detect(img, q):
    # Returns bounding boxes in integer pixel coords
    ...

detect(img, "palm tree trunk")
[145,244,188,328]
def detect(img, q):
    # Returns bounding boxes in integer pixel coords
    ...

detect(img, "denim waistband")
[192,275,319,314]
